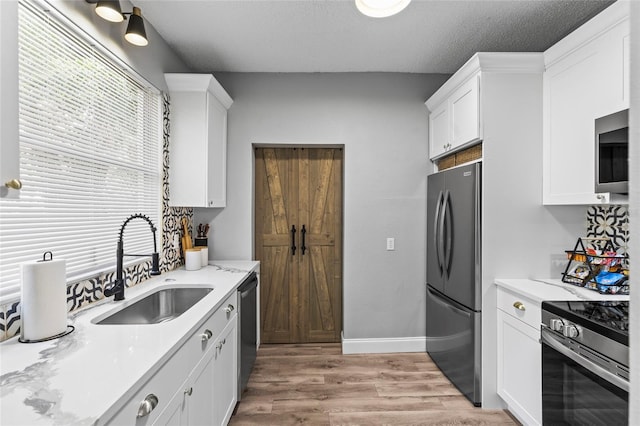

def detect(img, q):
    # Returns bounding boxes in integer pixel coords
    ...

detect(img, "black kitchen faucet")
[104,213,161,301]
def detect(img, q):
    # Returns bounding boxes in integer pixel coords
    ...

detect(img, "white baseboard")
[341,332,427,354]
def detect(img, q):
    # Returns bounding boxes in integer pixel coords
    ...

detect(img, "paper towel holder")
[19,251,74,343]
[38,251,54,262]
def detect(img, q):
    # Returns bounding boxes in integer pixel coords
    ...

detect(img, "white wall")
[195,72,449,340]
[0,1,20,199]
[629,0,639,423]
[481,72,586,408]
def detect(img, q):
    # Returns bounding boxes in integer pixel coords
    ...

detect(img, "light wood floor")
[230,343,520,425]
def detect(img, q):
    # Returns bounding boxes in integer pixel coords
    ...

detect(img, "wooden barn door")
[255,147,342,343]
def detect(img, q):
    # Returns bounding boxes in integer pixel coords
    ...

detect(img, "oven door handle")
[541,328,629,393]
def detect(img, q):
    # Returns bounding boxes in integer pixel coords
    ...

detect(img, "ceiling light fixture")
[124,7,148,46]
[355,0,411,18]
[95,0,124,23]
[87,1,149,46]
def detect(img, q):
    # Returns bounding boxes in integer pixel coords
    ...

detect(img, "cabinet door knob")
[224,304,235,314]
[596,194,605,201]
[4,179,22,190]
[216,342,223,350]
[201,329,213,342]
[184,387,193,396]
[513,301,525,311]
[136,394,159,418]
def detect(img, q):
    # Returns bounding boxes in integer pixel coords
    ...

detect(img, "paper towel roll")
[21,252,67,341]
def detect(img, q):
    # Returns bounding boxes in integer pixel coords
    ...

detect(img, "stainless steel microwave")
[595,109,628,194]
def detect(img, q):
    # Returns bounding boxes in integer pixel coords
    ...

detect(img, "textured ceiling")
[132,0,614,74]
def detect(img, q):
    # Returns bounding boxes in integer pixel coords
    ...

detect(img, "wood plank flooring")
[230,344,520,426]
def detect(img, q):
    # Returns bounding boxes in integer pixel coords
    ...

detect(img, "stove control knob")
[563,324,579,338]
[549,319,564,332]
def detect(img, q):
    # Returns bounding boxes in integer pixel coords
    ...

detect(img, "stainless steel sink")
[94,287,213,325]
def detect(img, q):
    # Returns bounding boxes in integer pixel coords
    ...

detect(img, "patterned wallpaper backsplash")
[586,205,629,259]
[0,94,194,342]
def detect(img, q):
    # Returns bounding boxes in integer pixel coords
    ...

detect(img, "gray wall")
[49,0,190,90]
[195,72,449,339]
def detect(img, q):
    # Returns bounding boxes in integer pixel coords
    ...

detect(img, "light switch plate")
[386,238,395,251]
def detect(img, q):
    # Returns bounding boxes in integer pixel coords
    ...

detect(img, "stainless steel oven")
[541,301,629,425]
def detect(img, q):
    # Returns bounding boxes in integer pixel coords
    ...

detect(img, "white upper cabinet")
[543,2,630,205]
[450,75,481,148]
[426,53,543,162]
[165,74,233,208]
[0,1,21,199]
[428,102,449,159]
[426,69,481,160]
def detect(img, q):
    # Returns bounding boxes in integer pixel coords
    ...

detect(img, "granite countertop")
[0,261,259,426]
[495,278,630,303]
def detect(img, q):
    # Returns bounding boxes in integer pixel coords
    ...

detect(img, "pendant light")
[95,0,124,23]
[124,7,148,46]
[355,0,411,18]
[87,0,149,46]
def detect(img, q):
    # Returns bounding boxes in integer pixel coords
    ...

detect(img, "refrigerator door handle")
[438,192,447,277]
[427,286,471,318]
[442,190,452,279]
[434,190,444,274]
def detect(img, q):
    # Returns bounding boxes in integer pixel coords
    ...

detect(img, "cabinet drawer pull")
[136,394,159,418]
[201,329,213,342]
[513,301,526,311]
[184,387,193,396]
[224,304,235,314]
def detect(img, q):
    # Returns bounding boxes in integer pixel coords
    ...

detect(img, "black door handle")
[290,225,297,255]
[301,225,307,255]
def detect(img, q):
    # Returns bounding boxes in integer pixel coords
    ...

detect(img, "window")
[0,0,161,303]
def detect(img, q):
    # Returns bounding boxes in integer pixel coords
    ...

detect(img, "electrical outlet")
[386,238,395,251]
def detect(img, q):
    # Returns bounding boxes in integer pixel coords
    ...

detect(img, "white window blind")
[0,0,161,303]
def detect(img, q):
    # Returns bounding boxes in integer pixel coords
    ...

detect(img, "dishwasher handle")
[238,272,258,297]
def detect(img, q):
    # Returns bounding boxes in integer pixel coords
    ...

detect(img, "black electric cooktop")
[542,300,629,345]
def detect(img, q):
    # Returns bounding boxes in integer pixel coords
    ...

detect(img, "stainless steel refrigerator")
[426,162,481,406]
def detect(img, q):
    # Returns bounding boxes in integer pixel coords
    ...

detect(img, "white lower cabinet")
[158,318,237,426]
[157,343,216,425]
[496,288,541,426]
[213,318,238,425]
[105,292,238,426]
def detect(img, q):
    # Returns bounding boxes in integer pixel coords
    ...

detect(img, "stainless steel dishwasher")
[237,271,258,400]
